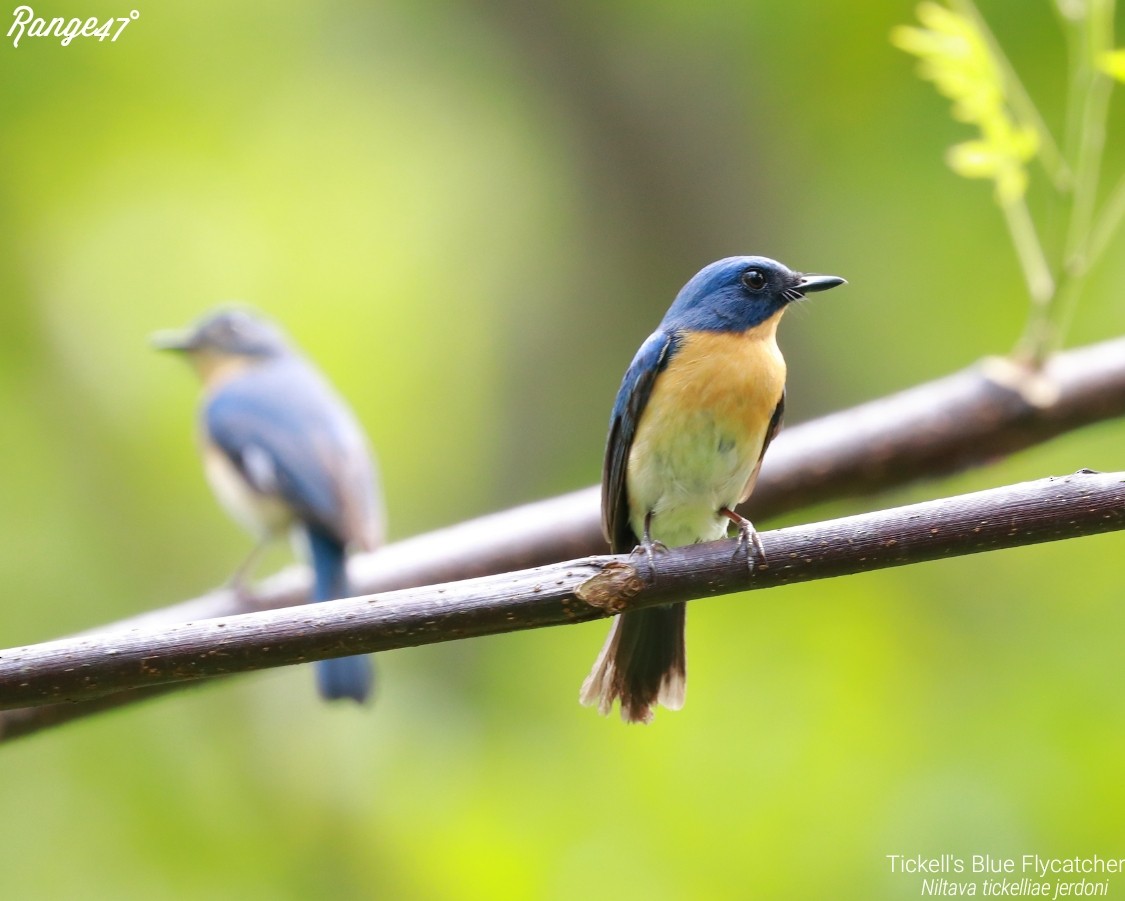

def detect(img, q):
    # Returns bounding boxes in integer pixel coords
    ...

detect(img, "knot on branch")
[980,355,1060,408]
[575,561,645,613]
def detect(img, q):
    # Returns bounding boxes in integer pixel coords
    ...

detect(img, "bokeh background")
[2,1,1125,898]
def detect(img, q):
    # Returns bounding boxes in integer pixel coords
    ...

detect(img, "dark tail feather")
[307,525,375,704]
[579,603,686,724]
[316,655,375,704]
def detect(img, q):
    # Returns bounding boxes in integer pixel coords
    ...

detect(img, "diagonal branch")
[1,471,1123,723]
[2,337,1124,741]
[76,336,1125,628]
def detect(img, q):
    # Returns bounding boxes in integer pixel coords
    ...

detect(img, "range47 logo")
[7,6,139,48]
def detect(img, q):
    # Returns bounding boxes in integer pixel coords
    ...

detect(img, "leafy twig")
[897,0,1125,365]
[954,0,1070,189]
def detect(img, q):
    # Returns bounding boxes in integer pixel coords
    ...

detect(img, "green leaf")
[1099,49,1125,82]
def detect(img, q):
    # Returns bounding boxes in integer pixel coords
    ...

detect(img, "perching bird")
[580,256,845,723]
[154,309,383,703]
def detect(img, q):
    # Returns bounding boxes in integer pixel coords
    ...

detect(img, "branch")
[1,471,1123,719]
[81,335,1125,622]
[2,337,1124,740]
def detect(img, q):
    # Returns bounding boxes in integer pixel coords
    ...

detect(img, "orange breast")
[624,315,787,546]
[656,327,784,436]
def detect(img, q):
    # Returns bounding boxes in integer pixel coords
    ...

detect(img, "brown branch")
[1,471,1123,722]
[746,345,1125,515]
[81,336,1125,622]
[0,684,190,741]
[2,337,1124,740]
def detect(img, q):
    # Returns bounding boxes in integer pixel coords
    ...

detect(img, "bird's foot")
[226,541,268,601]
[721,507,765,570]
[224,573,254,602]
[629,538,668,584]
[628,511,668,582]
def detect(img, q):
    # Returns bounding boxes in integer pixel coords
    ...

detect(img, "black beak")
[795,273,847,295]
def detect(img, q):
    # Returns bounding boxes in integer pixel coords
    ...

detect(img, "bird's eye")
[741,268,767,292]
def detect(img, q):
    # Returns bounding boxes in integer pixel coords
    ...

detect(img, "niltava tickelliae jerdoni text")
[155,309,384,703]
[580,256,845,723]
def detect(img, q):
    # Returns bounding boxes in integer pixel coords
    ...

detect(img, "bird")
[579,256,845,724]
[154,308,384,703]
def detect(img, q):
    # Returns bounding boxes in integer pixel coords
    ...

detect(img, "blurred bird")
[154,309,383,703]
[580,256,845,723]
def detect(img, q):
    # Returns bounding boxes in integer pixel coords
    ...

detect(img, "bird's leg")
[721,507,765,568]
[226,539,270,599]
[628,510,668,582]
[641,510,670,559]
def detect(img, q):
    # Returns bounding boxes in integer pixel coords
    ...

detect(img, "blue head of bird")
[662,256,845,334]
[152,308,290,385]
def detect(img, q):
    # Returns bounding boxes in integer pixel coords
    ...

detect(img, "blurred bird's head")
[152,308,291,385]
[663,256,845,334]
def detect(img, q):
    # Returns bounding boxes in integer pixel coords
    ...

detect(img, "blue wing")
[205,357,379,548]
[602,329,681,553]
[206,354,380,705]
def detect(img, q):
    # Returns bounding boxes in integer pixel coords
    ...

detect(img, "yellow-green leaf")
[947,140,1000,179]
[1099,49,1125,82]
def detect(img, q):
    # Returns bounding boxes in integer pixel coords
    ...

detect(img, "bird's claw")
[736,521,766,568]
[722,507,765,570]
[629,539,668,583]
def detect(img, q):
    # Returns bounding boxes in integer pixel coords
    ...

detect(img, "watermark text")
[7,6,139,48]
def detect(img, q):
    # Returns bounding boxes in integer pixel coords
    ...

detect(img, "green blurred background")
[2,1,1125,898]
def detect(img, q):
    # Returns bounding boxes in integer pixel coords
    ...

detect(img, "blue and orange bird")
[154,309,383,703]
[579,256,845,723]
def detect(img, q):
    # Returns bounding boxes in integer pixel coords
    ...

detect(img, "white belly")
[627,410,767,546]
[202,444,293,541]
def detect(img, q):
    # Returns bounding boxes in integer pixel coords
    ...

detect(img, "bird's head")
[152,308,291,385]
[662,256,845,334]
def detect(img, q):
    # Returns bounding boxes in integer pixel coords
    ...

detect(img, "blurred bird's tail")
[307,525,375,704]
[579,603,685,724]
[316,654,374,704]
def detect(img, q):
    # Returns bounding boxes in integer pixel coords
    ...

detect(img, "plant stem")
[1086,169,1125,265]
[1006,196,1057,363]
[1063,0,1115,266]
[1017,0,1117,363]
[1039,0,1117,360]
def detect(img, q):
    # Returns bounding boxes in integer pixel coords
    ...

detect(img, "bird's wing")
[602,329,680,553]
[740,387,785,504]
[205,360,372,545]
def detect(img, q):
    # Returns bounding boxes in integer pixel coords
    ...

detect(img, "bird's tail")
[579,603,685,724]
[307,525,375,704]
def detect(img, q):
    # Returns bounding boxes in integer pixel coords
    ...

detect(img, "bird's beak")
[796,274,847,294]
[150,328,197,352]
